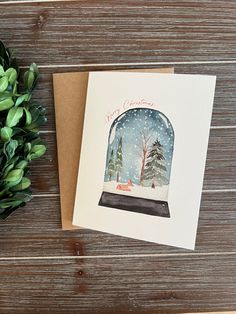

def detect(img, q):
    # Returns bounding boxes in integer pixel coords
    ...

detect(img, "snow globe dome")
[98,108,174,218]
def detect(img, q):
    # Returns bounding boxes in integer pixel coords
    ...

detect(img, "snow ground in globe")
[103,181,169,202]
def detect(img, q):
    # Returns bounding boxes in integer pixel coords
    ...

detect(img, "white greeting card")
[73,72,216,249]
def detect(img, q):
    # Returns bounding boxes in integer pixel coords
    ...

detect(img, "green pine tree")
[107,149,115,181]
[143,138,167,188]
[115,137,123,182]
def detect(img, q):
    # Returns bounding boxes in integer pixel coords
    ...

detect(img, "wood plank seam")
[32,194,60,197]
[40,130,56,134]
[202,189,236,193]
[18,61,236,69]
[2,0,236,10]
[0,0,82,4]
[210,126,236,129]
[0,251,236,261]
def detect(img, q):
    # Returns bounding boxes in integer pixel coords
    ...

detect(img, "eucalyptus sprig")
[0,41,47,219]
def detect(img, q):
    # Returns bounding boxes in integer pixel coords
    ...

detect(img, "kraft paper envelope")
[53,67,174,230]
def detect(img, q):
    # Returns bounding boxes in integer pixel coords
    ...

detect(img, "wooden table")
[0,1,236,313]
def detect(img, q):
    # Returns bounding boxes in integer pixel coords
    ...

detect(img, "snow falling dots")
[104,107,174,188]
[99,107,174,218]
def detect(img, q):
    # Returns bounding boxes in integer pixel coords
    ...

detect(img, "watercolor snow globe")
[99,108,174,217]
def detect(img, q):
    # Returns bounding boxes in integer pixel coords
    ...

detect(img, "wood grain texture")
[0,1,236,65]
[0,192,236,257]
[34,63,236,129]
[0,255,235,313]
[1,0,236,312]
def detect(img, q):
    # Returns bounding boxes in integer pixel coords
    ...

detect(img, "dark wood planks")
[30,132,59,194]
[0,1,236,312]
[34,63,236,129]
[0,192,235,257]
[0,1,236,65]
[0,255,235,313]
[204,128,236,190]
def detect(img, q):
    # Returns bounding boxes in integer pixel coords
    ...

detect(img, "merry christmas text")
[105,99,155,123]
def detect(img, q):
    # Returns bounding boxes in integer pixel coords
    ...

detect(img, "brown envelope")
[53,68,174,230]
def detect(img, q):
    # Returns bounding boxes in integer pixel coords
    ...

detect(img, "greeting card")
[73,72,216,249]
[53,68,174,230]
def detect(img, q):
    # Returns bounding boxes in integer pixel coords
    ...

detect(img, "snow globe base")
[99,192,170,218]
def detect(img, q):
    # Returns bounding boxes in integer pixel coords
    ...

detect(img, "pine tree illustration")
[143,138,167,188]
[107,149,115,181]
[115,137,123,182]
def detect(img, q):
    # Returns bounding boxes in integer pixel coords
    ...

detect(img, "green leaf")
[28,144,46,160]
[26,103,47,129]
[25,63,39,89]
[15,160,28,169]
[4,168,23,182]
[0,65,4,76]
[11,177,31,191]
[24,142,31,155]
[0,76,8,92]
[0,188,9,198]
[30,103,41,120]
[0,199,23,210]
[1,205,23,218]
[15,93,29,106]
[24,108,32,125]
[3,163,15,177]
[12,127,26,137]
[0,90,13,99]
[5,178,22,188]
[24,125,39,133]
[0,126,12,141]
[6,106,23,127]
[13,191,32,202]
[29,63,39,77]
[5,68,17,85]
[0,97,14,111]
[24,70,35,90]
[13,81,18,95]
[31,138,41,146]
[3,139,18,161]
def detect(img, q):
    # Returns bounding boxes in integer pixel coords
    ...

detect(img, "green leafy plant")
[0,41,47,219]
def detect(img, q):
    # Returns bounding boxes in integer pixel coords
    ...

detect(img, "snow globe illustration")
[98,108,174,217]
